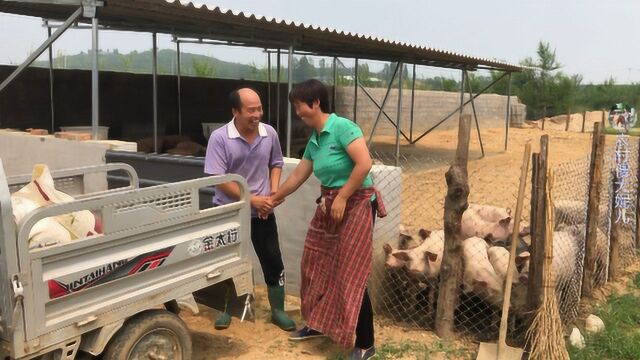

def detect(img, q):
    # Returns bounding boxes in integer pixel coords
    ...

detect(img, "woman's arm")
[272,159,313,202]
[331,137,372,223]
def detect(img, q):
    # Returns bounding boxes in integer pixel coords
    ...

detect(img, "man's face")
[233,89,263,132]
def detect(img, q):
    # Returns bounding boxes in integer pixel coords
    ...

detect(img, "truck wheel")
[103,309,192,360]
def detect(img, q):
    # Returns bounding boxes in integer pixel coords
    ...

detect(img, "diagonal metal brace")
[0,6,83,94]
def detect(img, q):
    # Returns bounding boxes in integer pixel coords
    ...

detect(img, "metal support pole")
[152,32,158,152]
[286,45,294,157]
[47,25,55,133]
[367,62,400,147]
[267,50,272,125]
[91,16,99,140]
[176,40,182,135]
[505,72,513,151]
[465,69,485,157]
[332,57,338,112]
[353,58,358,123]
[412,72,508,144]
[0,7,82,94]
[276,48,281,134]
[409,63,416,143]
[395,62,404,166]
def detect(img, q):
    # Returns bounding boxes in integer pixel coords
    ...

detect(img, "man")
[204,88,295,331]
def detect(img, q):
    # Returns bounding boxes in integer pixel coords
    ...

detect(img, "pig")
[556,224,609,287]
[511,231,579,313]
[403,230,445,279]
[468,203,511,222]
[490,235,531,273]
[487,246,521,285]
[461,236,504,305]
[383,227,430,269]
[382,227,431,321]
[399,225,427,250]
[461,210,513,241]
[554,199,609,229]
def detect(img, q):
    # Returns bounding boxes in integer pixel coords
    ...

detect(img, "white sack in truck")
[11,164,98,248]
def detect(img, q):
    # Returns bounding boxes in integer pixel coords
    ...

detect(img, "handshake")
[251,192,285,219]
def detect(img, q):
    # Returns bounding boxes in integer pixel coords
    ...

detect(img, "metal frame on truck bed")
[0,160,253,359]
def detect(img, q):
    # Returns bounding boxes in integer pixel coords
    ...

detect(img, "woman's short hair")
[288,79,331,113]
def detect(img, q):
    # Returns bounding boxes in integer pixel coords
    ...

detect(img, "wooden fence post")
[609,168,622,281]
[527,135,548,312]
[581,111,587,133]
[582,122,605,298]
[565,112,571,131]
[435,114,471,340]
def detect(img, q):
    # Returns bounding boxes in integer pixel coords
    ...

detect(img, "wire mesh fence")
[370,148,533,343]
[549,156,590,325]
[368,132,640,344]
[370,150,447,332]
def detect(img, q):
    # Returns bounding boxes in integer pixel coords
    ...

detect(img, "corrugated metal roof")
[0,0,522,72]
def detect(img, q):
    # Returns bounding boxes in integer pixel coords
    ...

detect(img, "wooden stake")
[435,114,471,340]
[527,135,548,311]
[582,122,605,298]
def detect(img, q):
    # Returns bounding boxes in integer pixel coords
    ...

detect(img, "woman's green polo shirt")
[302,113,374,188]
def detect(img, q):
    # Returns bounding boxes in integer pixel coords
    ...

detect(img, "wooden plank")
[435,114,471,340]
[582,122,605,298]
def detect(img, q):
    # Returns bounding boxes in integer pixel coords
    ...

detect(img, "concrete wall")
[335,86,526,139]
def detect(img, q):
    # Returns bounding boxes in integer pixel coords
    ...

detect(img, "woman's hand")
[270,192,285,208]
[251,195,274,215]
[330,194,348,225]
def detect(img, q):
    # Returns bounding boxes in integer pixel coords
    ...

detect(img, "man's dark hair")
[288,79,331,113]
[229,87,259,112]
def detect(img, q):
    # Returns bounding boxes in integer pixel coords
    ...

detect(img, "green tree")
[191,57,216,78]
[293,56,317,82]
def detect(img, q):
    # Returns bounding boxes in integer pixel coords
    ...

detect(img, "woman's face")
[293,100,319,127]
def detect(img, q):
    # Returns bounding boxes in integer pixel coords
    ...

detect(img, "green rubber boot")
[267,285,296,331]
[214,312,231,330]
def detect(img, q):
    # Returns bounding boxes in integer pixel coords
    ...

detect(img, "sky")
[1,0,639,84]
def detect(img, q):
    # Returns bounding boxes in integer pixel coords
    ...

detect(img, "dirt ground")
[182,286,472,360]
[181,124,600,359]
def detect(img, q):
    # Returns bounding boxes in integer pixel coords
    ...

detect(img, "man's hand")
[251,195,274,215]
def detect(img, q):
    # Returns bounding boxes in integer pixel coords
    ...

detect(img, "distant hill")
[33,49,267,80]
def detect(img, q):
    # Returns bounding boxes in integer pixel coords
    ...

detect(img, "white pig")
[468,203,511,222]
[383,227,431,269]
[461,209,513,241]
[462,236,504,305]
[487,246,521,285]
[511,231,579,312]
[403,230,445,279]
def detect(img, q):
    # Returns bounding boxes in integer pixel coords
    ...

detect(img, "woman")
[272,79,385,360]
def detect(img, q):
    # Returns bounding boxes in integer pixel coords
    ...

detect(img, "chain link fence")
[549,156,590,325]
[368,133,640,344]
[370,147,533,343]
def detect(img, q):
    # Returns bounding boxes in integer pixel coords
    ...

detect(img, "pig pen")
[367,138,640,345]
